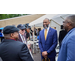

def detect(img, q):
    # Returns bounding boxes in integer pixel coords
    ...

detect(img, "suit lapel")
[42,29,45,41]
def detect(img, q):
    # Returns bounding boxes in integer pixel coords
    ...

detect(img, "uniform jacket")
[0,39,33,61]
[58,28,75,61]
[39,27,57,59]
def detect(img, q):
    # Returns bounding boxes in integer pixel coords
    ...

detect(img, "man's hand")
[42,51,48,58]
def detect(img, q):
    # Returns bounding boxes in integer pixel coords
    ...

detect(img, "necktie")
[45,29,47,40]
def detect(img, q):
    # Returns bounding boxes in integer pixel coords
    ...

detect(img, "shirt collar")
[47,26,49,31]
[7,38,16,41]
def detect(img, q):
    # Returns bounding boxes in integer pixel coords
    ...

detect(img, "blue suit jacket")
[39,27,57,59]
[58,28,75,61]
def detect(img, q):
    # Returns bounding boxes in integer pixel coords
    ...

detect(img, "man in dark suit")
[0,26,33,61]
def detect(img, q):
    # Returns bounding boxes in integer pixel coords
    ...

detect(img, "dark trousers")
[49,57,55,61]
[42,57,55,61]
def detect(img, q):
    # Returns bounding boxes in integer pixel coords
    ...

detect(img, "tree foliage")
[0,14,28,20]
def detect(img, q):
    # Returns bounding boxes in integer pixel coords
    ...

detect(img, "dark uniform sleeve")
[19,44,34,61]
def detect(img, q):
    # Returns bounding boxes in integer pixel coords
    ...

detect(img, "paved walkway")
[32,51,41,61]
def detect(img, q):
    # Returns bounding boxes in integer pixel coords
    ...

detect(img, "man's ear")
[49,21,50,24]
[10,33,13,37]
[69,22,72,27]
[69,23,72,26]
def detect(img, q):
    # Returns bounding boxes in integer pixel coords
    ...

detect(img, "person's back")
[0,39,22,61]
[0,39,33,61]
[0,26,33,61]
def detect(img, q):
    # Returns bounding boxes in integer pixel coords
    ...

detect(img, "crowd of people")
[0,15,75,61]
[0,23,41,61]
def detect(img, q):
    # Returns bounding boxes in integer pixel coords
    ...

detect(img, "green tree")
[0,14,29,20]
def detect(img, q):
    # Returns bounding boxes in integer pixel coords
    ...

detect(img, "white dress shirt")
[44,26,50,38]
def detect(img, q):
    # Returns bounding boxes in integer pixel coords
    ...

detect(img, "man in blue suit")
[39,18,57,61]
[58,15,75,61]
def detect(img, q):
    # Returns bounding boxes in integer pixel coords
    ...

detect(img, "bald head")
[43,18,50,22]
[63,15,75,32]
[67,15,75,27]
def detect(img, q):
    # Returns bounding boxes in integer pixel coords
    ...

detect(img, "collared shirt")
[7,38,16,41]
[44,26,49,37]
